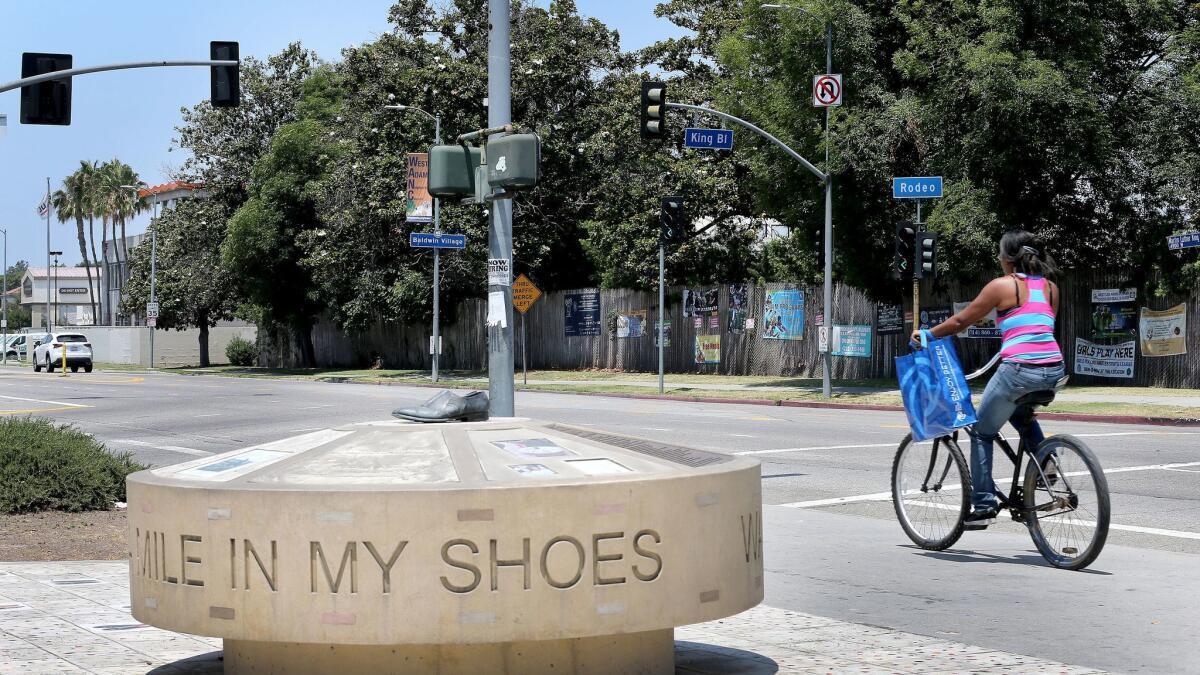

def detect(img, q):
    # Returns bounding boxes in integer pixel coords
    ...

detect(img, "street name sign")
[892,176,943,199]
[1167,232,1200,251]
[512,274,543,314]
[812,74,843,107]
[409,232,466,250]
[145,302,160,319]
[683,128,734,150]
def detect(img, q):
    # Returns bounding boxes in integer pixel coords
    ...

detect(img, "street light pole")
[385,104,443,382]
[488,0,516,418]
[762,2,835,398]
[1,227,7,364]
[49,250,62,330]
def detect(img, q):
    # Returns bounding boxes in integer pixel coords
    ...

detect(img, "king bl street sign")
[1167,232,1200,251]
[892,176,943,199]
[409,233,467,250]
[683,128,734,151]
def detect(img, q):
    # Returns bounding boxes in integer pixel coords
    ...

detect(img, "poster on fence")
[683,288,719,318]
[1092,288,1137,303]
[876,304,904,334]
[405,153,433,223]
[1074,339,1135,379]
[728,284,749,333]
[564,292,602,336]
[655,321,671,348]
[617,310,647,338]
[831,325,872,357]
[952,302,1000,338]
[762,289,805,340]
[1139,304,1187,357]
[918,308,952,330]
[694,334,721,364]
[1091,302,1137,339]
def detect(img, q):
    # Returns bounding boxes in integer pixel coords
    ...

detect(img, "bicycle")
[890,352,1111,570]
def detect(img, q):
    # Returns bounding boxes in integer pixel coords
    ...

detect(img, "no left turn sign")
[813,74,843,107]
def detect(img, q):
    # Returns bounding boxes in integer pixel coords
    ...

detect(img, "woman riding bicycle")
[911,230,1065,530]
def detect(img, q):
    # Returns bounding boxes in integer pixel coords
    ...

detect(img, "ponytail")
[1000,230,1058,277]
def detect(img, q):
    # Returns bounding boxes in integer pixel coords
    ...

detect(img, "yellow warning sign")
[512,274,543,314]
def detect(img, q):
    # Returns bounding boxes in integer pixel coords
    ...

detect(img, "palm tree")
[97,161,145,323]
[52,162,99,325]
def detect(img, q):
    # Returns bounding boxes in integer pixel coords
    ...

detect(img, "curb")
[306,375,1200,428]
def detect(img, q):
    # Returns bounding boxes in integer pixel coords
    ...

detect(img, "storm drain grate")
[548,425,731,468]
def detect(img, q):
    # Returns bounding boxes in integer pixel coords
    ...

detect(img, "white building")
[17,266,102,329]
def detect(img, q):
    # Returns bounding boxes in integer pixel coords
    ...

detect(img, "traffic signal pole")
[821,20,834,398]
[0,60,237,96]
[487,0,516,418]
[659,242,665,395]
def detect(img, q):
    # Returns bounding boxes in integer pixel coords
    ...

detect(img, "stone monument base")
[224,629,674,674]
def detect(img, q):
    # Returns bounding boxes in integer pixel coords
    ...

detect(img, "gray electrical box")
[487,134,541,191]
[429,145,482,197]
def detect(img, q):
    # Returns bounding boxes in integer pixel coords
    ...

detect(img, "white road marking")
[0,394,87,408]
[300,404,334,410]
[781,461,1200,509]
[730,434,756,438]
[112,439,211,457]
[736,443,896,456]
[905,500,1200,541]
[195,413,221,418]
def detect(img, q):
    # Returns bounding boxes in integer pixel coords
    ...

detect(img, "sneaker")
[964,506,998,530]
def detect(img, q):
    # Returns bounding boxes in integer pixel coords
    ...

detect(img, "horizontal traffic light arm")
[665,102,827,183]
[0,59,238,95]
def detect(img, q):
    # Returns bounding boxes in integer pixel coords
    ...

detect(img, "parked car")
[6,333,48,361]
[32,332,93,373]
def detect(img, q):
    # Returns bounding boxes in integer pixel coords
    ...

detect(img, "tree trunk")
[73,215,95,327]
[198,314,210,368]
[99,217,111,325]
[87,216,101,325]
[294,320,316,368]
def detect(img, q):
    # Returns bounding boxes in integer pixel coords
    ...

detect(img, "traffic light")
[893,220,915,280]
[20,53,72,125]
[661,196,686,244]
[915,231,939,280]
[210,41,240,108]
[640,81,667,140]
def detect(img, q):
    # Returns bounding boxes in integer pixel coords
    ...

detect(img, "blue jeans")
[968,361,1066,510]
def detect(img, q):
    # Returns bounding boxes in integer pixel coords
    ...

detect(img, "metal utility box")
[429,145,482,197]
[487,134,541,191]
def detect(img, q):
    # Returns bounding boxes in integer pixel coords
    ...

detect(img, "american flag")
[37,193,50,218]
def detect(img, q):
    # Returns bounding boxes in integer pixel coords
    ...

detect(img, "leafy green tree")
[121,199,239,367]
[51,162,100,324]
[2,260,31,330]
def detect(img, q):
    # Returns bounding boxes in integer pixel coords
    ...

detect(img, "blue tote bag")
[895,332,977,442]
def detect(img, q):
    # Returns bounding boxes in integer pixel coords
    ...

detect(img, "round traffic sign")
[813,74,843,107]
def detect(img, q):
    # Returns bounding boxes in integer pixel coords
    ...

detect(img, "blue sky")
[0,0,685,275]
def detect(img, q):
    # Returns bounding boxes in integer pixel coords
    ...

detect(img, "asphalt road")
[3,365,1198,672]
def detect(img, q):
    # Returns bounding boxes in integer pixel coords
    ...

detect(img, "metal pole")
[659,242,665,394]
[522,314,528,386]
[2,228,7,364]
[913,201,922,333]
[487,0,515,417]
[432,115,441,383]
[46,178,51,333]
[150,200,157,369]
[0,60,238,95]
[821,20,834,398]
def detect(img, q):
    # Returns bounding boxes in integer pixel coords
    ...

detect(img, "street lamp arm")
[665,102,827,182]
[0,60,238,95]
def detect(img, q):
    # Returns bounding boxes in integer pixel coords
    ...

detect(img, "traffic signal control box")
[20,53,72,126]
[429,145,483,197]
[487,134,541,191]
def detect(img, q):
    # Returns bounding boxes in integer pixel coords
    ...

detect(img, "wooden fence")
[263,271,1198,388]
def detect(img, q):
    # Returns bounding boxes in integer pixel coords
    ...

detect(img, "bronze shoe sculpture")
[392,390,490,423]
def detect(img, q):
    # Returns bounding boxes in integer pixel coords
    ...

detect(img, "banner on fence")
[683,288,719,318]
[831,325,872,357]
[655,321,671,348]
[952,302,1000,338]
[1075,339,1135,379]
[1139,304,1187,357]
[728,284,749,333]
[1091,302,1137,339]
[918,308,952,330]
[876,304,904,334]
[763,289,805,340]
[1092,288,1136,303]
[564,292,602,336]
[405,153,433,223]
[617,310,647,338]
[694,335,721,364]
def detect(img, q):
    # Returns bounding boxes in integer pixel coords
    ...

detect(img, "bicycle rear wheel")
[892,433,970,550]
[1023,435,1110,570]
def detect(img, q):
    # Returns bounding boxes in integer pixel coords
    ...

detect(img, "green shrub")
[0,418,145,514]
[225,336,258,366]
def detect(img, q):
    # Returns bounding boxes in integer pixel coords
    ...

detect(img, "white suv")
[33,333,93,373]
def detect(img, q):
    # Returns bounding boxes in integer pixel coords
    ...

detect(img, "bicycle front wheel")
[892,433,970,550]
[1023,435,1110,570]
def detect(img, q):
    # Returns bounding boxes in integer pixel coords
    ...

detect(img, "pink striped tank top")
[997,275,1063,365]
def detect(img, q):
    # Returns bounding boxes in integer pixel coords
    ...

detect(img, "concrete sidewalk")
[0,561,1103,674]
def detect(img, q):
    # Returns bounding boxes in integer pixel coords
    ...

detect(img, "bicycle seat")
[1015,390,1057,407]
